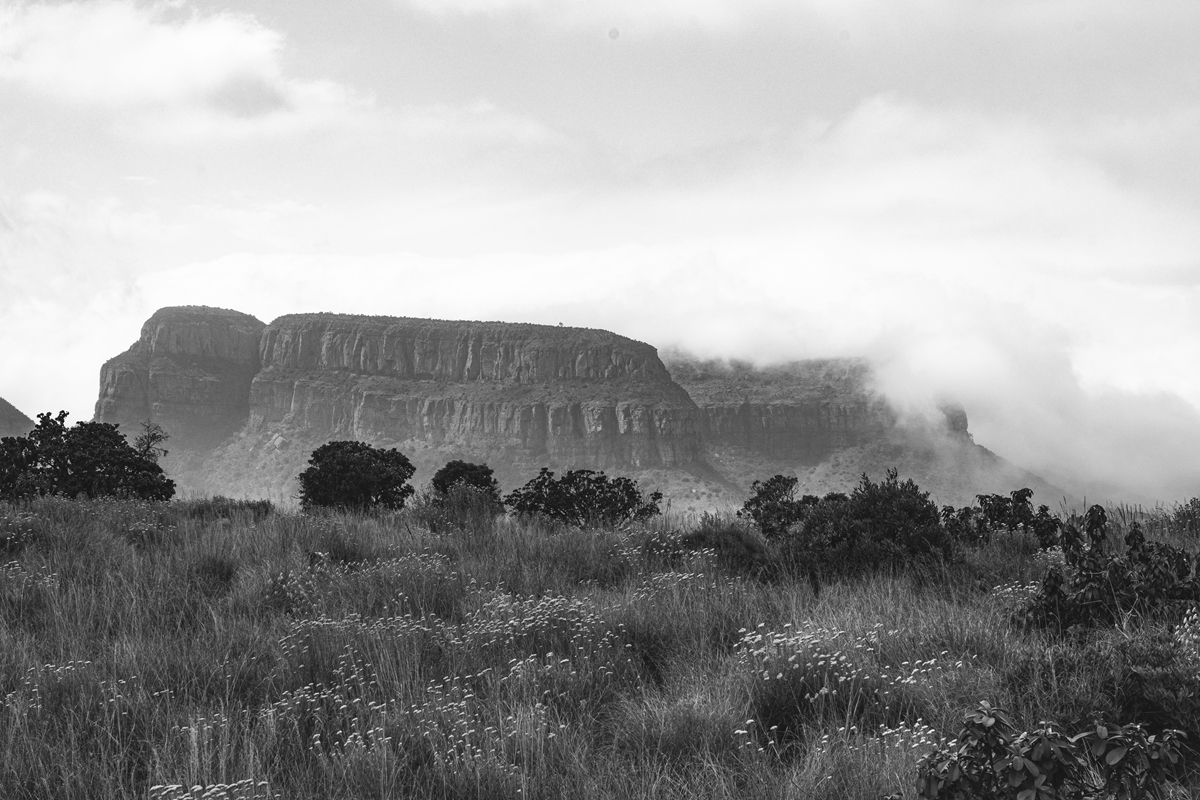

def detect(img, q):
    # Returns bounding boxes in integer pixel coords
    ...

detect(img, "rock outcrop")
[248,314,702,468]
[0,397,33,438]
[93,306,1067,509]
[95,308,704,498]
[94,306,266,449]
[663,354,896,462]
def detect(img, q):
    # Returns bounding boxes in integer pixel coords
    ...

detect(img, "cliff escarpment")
[94,306,266,449]
[96,308,705,498]
[247,314,702,470]
[93,307,1066,508]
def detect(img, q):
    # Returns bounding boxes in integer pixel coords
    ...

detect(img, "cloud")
[395,0,1197,35]
[0,0,373,138]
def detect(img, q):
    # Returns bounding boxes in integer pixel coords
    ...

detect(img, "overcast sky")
[2,0,1199,502]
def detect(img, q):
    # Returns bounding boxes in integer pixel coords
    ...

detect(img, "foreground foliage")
[1,484,1198,800]
[504,468,663,527]
[915,701,1184,800]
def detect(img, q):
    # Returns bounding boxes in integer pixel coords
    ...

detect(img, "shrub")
[914,701,1185,800]
[431,460,501,502]
[1019,518,1200,633]
[0,411,174,502]
[942,504,991,545]
[643,514,778,578]
[503,468,662,528]
[776,469,952,577]
[425,460,503,531]
[297,441,415,512]
[738,475,819,540]
[945,489,1061,549]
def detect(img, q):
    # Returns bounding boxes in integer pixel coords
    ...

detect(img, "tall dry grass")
[1,495,1197,798]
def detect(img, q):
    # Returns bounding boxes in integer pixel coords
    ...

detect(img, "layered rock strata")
[94,306,266,449]
[247,314,703,470]
[93,307,1066,508]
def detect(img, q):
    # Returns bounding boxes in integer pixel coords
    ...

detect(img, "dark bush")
[643,515,778,578]
[0,411,174,502]
[943,489,1061,549]
[431,460,500,501]
[775,469,952,577]
[738,475,820,540]
[425,460,503,531]
[1020,517,1200,633]
[503,468,662,528]
[914,701,1185,800]
[297,441,415,512]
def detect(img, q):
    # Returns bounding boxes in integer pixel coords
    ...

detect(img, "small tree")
[431,460,500,502]
[298,441,415,512]
[504,468,662,527]
[0,411,174,502]
[134,420,170,463]
[738,475,819,540]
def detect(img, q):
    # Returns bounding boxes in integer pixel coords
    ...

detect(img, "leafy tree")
[0,411,175,502]
[738,475,820,540]
[297,441,415,512]
[503,468,662,527]
[776,469,951,576]
[431,460,500,502]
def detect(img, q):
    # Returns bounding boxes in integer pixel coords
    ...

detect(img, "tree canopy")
[297,440,416,512]
[0,411,175,502]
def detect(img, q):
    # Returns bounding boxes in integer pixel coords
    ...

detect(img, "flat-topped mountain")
[94,306,1066,509]
[0,397,33,438]
[96,307,703,500]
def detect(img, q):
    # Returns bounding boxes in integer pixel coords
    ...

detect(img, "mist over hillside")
[85,305,1088,511]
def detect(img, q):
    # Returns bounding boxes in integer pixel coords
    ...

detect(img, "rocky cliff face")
[663,354,896,462]
[0,397,33,438]
[93,307,1065,509]
[94,306,266,449]
[247,314,702,470]
[95,308,704,498]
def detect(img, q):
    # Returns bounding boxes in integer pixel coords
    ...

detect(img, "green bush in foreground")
[504,468,662,527]
[914,701,1184,800]
[431,460,501,502]
[297,440,415,511]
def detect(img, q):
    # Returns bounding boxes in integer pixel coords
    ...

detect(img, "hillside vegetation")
[2,482,1200,799]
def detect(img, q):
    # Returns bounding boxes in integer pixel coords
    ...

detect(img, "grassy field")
[1,495,1197,799]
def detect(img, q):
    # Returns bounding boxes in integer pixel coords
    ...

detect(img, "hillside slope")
[0,397,33,438]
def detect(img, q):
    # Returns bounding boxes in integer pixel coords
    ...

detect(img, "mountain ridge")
[93,306,1068,510]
